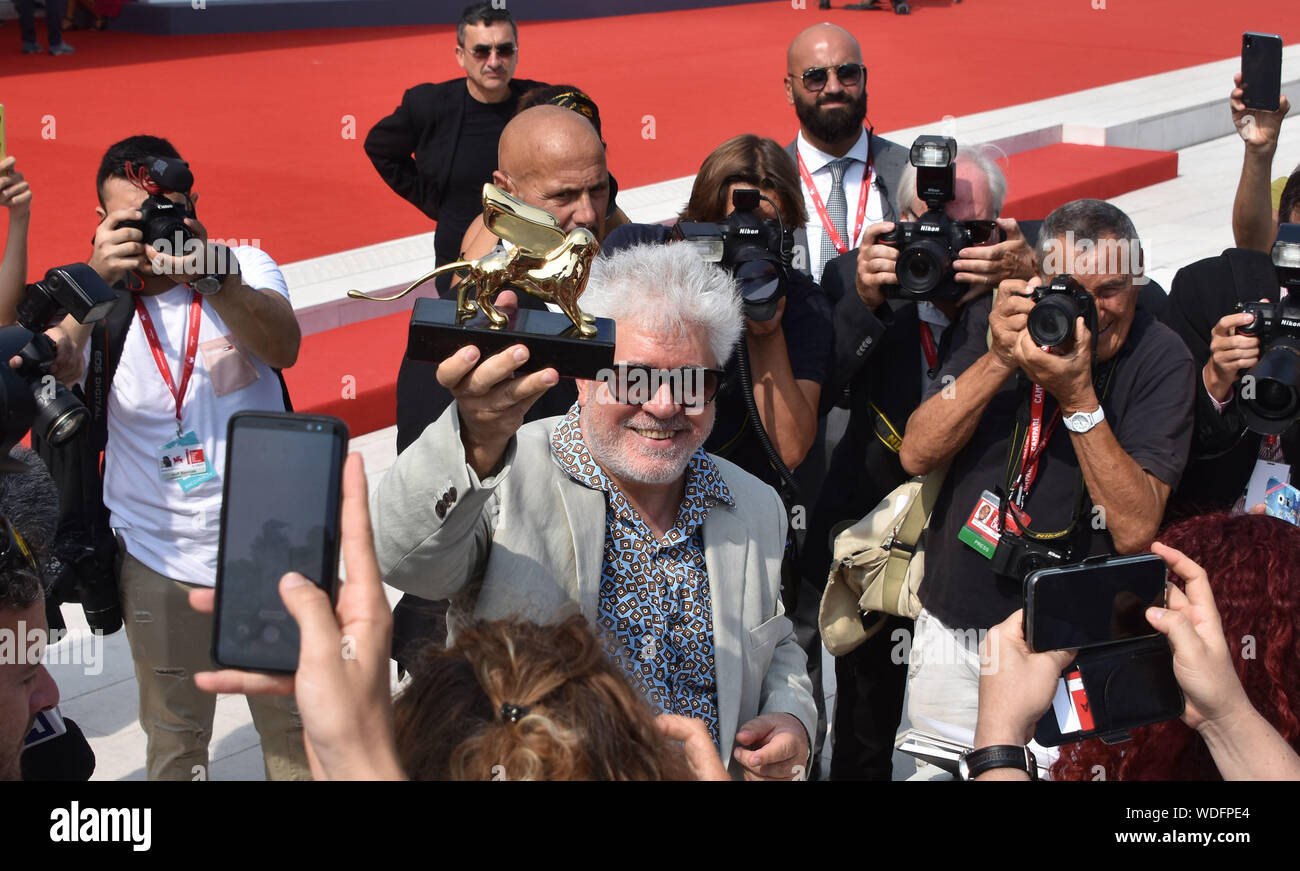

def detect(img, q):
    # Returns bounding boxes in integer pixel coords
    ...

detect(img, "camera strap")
[998,359,1119,541]
[918,320,939,376]
[134,290,203,438]
[796,148,874,256]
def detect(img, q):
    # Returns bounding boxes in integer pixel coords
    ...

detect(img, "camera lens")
[1028,294,1080,349]
[1241,336,1300,435]
[896,239,950,296]
[32,382,88,446]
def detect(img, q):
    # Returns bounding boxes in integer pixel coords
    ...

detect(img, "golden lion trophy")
[348,184,614,378]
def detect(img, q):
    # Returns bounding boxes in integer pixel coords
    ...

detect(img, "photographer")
[1162,180,1300,516]
[898,199,1195,743]
[807,145,1033,781]
[972,521,1300,781]
[53,135,307,781]
[603,134,832,487]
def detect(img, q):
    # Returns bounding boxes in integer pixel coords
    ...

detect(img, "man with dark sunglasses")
[365,2,547,297]
[783,23,910,285]
[373,244,817,780]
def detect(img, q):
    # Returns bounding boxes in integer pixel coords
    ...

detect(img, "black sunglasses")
[462,41,517,60]
[796,63,865,92]
[597,364,727,410]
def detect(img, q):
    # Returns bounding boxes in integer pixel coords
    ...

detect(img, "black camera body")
[990,530,1071,582]
[118,156,197,250]
[672,188,792,321]
[1236,298,1300,435]
[0,264,119,459]
[1028,274,1099,353]
[880,213,995,302]
[1235,223,1300,435]
[881,135,999,302]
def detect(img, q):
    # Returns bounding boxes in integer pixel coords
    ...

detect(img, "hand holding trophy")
[348,184,615,377]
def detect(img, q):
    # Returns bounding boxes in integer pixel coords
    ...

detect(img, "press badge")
[157,430,215,491]
[957,489,1028,558]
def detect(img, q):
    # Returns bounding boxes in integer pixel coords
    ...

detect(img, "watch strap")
[1064,405,1105,433]
[960,744,1038,780]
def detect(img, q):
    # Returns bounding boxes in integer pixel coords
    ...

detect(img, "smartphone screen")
[1242,32,1283,112]
[1025,553,1167,652]
[212,412,347,673]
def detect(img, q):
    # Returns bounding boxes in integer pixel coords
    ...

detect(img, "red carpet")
[999,144,1181,221]
[1,0,1298,277]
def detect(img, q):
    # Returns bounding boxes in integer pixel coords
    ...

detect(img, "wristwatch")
[1063,405,1105,434]
[194,243,236,296]
[958,744,1038,781]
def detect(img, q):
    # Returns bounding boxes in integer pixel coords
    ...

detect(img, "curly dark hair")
[1050,513,1300,781]
[393,615,696,780]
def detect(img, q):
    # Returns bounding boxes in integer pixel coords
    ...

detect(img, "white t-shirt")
[796,129,886,283]
[104,246,292,586]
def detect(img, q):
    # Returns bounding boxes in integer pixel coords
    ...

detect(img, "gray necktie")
[819,157,853,280]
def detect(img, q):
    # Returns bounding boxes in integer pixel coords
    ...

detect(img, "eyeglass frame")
[459,41,518,60]
[789,62,867,92]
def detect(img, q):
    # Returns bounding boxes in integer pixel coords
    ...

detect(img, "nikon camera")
[1236,224,1300,435]
[880,135,1000,302]
[1027,274,1099,354]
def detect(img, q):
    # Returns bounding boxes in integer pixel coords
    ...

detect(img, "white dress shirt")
[796,128,885,282]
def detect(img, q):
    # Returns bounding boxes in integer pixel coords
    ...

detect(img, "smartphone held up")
[211,412,348,673]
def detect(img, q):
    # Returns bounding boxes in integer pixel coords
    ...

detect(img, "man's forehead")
[789,29,862,69]
[462,20,514,42]
[616,326,715,368]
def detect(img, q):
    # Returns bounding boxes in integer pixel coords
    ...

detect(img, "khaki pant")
[119,547,311,781]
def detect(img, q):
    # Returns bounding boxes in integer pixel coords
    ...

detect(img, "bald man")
[783,23,909,284]
[459,104,612,263]
[388,105,608,664]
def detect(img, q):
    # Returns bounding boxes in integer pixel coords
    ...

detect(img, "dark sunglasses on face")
[796,63,865,92]
[463,42,517,60]
[597,364,727,410]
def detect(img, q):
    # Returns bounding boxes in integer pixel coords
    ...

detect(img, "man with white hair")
[372,244,816,779]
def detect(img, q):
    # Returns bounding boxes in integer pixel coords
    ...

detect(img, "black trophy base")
[407,297,616,380]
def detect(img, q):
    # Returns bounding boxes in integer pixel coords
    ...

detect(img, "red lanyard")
[135,290,203,436]
[796,146,874,256]
[1010,383,1061,507]
[918,320,939,374]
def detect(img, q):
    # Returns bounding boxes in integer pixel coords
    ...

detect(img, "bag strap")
[892,461,950,557]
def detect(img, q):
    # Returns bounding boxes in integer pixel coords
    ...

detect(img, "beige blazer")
[372,407,817,769]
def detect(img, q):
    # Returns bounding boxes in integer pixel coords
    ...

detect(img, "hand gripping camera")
[1236,224,1300,435]
[1027,274,1099,354]
[672,188,793,321]
[880,136,999,302]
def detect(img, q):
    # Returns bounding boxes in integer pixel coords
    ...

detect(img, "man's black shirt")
[433,93,517,265]
[918,295,1195,631]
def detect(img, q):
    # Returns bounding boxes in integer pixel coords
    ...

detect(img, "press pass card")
[1265,477,1300,526]
[958,490,1002,558]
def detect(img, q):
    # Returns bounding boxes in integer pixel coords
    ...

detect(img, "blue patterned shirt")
[550,404,732,743]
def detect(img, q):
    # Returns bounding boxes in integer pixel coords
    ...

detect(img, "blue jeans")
[15,0,68,46]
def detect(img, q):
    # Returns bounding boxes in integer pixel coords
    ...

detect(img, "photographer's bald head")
[493,105,611,239]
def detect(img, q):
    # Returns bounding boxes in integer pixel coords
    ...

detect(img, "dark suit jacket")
[365,77,546,221]
[784,132,910,279]
[800,247,950,586]
[1160,248,1296,515]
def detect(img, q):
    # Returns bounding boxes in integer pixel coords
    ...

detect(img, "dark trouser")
[830,613,911,781]
[15,0,67,45]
